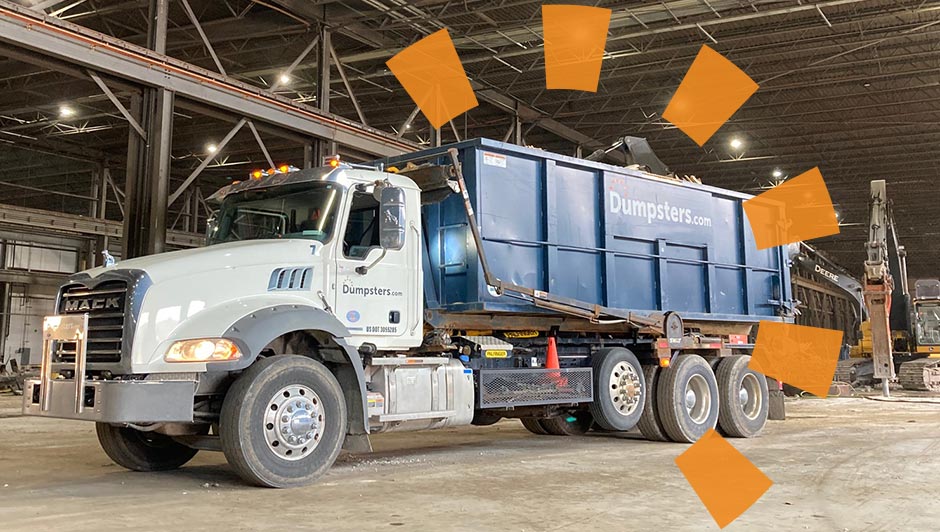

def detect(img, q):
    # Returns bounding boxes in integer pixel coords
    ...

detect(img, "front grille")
[56,281,128,364]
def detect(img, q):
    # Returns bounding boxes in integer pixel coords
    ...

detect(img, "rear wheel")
[96,423,200,472]
[540,411,593,435]
[471,411,502,426]
[716,355,769,438]
[220,355,346,488]
[657,354,719,443]
[589,347,646,431]
[637,365,669,442]
[520,417,550,435]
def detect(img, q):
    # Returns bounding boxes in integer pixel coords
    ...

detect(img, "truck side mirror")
[379,186,406,251]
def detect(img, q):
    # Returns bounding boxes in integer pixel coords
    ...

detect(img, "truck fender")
[220,305,370,436]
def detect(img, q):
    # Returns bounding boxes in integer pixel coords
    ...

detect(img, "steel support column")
[123,0,173,258]
[146,88,173,255]
[315,25,336,161]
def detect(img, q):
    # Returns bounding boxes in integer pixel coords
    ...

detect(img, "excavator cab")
[912,280,940,351]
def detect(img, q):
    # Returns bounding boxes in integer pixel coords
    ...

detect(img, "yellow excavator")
[845,180,940,393]
[899,279,940,390]
[796,181,940,393]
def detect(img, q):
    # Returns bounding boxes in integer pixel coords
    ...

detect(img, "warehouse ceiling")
[1,0,939,278]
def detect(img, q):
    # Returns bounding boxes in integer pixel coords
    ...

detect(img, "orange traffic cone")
[546,337,567,387]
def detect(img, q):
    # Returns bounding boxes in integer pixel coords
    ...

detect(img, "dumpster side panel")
[393,139,790,323]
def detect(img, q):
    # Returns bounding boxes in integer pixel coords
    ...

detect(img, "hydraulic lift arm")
[864,180,896,394]
[790,242,867,324]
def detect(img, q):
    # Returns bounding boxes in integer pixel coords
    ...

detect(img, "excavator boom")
[863,180,896,392]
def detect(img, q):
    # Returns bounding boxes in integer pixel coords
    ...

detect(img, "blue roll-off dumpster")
[380,138,793,330]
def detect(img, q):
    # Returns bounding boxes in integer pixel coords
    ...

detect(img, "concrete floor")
[0,394,938,532]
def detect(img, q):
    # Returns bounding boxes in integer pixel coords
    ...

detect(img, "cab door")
[333,186,414,345]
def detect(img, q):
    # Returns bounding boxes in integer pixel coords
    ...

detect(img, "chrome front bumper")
[22,378,196,423]
[21,314,195,423]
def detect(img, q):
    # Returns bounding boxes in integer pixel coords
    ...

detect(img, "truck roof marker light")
[251,170,263,180]
[278,164,290,174]
[328,156,340,168]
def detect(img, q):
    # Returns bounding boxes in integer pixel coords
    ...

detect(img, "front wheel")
[220,355,347,488]
[96,423,199,472]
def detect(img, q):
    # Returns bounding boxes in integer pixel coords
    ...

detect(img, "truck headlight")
[165,339,241,362]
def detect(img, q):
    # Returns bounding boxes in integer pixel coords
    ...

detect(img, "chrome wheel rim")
[685,374,711,424]
[740,373,762,420]
[263,384,323,461]
[608,361,642,416]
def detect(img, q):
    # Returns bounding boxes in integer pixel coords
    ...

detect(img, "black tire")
[656,354,719,443]
[637,365,669,442]
[707,357,721,372]
[520,417,550,435]
[220,355,347,488]
[589,347,646,431]
[716,355,769,438]
[540,411,593,435]
[471,411,502,426]
[96,423,200,472]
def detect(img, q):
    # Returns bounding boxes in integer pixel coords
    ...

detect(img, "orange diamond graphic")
[663,45,758,146]
[749,321,843,398]
[386,29,479,129]
[675,429,773,529]
[743,167,840,250]
[543,5,611,92]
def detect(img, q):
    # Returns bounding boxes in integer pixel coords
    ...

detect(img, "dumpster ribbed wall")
[383,139,791,323]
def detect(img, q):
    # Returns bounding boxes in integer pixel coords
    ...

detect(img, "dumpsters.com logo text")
[342,281,403,298]
[609,190,712,227]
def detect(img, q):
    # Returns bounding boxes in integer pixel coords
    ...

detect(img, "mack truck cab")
[25,162,441,487]
[24,142,776,487]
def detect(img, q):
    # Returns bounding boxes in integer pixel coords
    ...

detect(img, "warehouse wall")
[0,235,80,367]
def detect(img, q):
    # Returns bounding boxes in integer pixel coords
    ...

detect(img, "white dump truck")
[24,140,791,487]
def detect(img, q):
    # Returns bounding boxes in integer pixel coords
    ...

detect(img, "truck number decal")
[366,325,398,333]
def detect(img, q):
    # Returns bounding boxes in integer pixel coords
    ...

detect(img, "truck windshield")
[915,302,940,345]
[207,183,342,245]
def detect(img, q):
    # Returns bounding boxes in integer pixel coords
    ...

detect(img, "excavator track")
[898,358,940,392]
[833,358,875,387]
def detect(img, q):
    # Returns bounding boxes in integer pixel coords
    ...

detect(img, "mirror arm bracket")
[356,248,388,275]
